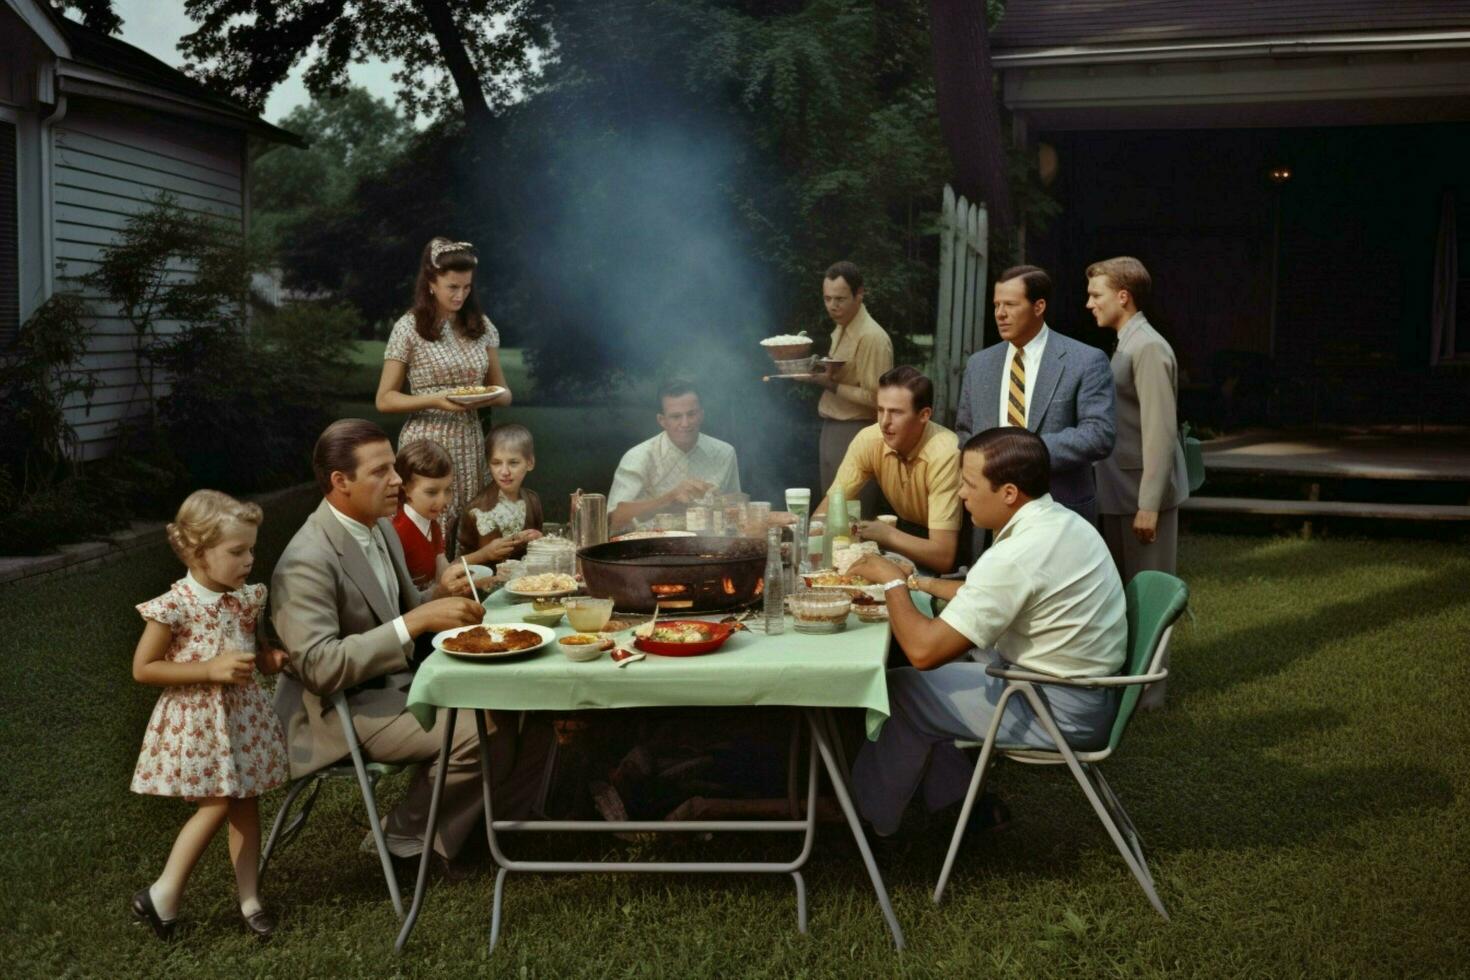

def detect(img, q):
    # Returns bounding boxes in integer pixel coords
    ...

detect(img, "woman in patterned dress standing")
[376,238,513,551]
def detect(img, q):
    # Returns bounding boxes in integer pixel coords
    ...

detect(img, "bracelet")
[880,578,907,593]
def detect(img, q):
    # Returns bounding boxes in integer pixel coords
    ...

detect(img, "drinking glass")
[784,487,811,520]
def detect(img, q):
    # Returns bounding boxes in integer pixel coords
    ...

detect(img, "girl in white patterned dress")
[129,490,289,941]
[376,237,513,552]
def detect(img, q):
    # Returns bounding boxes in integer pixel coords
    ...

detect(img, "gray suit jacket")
[954,328,1117,517]
[1095,313,1189,514]
[270,498,429,779]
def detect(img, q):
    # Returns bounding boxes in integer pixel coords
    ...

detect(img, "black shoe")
[130,888,176,941]
[965,792,1012,834]
[242,908,276,940]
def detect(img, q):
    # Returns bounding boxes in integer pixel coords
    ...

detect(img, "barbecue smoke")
[505,111,820,501]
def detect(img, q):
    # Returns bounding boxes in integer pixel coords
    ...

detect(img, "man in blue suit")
[954,265,1115,524]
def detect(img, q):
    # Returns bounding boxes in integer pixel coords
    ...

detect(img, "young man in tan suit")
[271,419,551,871]
[1087,257,1189,707]
[804,261,894,518]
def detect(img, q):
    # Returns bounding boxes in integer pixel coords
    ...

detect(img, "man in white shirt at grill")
[848,427,1126,837]
[608,379,742,533]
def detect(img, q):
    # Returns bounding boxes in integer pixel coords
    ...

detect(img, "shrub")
[143,304,353,492]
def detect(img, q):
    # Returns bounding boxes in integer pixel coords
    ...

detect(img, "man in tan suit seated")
[1087,257,1189,707]
[271,418,550,872]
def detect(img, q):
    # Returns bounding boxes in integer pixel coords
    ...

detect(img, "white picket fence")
[932,185,988,426]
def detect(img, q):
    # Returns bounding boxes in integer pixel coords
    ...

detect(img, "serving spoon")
[635,601,662,639]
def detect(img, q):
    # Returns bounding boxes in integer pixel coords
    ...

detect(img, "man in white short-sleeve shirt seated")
[847,427,1126,837]
[608,379,742,533]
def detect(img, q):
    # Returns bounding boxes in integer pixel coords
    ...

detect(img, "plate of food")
[433,622,555,660]
[632,619,737,657]
[445,385,508,406]
[802,570,887,602]
[504,572,580,600]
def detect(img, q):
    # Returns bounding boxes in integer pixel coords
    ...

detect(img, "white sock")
[240,896,262,917]
[149,882,178,922]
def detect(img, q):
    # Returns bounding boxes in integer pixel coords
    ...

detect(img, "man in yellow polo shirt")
[814,366,962,573]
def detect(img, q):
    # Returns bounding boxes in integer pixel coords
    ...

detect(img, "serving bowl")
[632,620,737,657]
[558,633,613,662]
[564,596,615,632]
[789,594,851,634]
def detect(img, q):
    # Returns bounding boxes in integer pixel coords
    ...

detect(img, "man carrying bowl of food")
[797,261,893,520]
[607,379,742,534]
[813,366,963,575]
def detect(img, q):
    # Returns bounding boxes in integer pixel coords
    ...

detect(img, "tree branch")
[416,0,495,131]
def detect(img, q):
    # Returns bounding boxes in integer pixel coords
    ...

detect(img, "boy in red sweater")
[391,440,453,590]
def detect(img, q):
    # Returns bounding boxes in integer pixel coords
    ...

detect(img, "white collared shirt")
[938,494,1125,678]
[404,503,434,540]
[607,431,742,509]
[998,324,1050,427]
[185,570,227,602]
[328,503,412,647]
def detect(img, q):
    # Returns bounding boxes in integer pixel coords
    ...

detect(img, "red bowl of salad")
[632,620,737,657]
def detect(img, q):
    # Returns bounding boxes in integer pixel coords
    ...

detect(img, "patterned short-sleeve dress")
[131,580,289,800]
[384,313,501,544]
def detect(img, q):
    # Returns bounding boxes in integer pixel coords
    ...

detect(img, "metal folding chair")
[933,571,1189,919]
[259,690,405,919]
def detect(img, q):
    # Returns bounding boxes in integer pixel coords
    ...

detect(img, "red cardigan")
[391,502,445,590]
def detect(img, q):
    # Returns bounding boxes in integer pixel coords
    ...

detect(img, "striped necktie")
[1007,347,1026,427]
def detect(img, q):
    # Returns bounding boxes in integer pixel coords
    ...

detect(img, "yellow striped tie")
[1007,348,1026,427]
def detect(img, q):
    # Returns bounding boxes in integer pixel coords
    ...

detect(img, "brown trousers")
[358,708,552,859]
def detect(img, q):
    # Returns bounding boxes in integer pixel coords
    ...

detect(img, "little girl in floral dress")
[129,490,290,941]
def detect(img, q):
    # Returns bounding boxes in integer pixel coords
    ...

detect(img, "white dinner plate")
[445,386,507,406]
[432,622,556,660]
[504,585,580,601]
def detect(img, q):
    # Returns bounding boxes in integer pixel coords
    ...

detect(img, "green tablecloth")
[406,592,895,739]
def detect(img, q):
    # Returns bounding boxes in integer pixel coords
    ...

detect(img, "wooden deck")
[1200,428,1470,482]
[1186,427,1470,522]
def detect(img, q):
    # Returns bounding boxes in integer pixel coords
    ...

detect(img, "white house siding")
[51,100,245,460]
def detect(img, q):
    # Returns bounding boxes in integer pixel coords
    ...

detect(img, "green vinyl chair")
[932,571,1189,918]
[258,690,405,920]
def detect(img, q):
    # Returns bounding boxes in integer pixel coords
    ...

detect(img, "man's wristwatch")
[880,578,907,593]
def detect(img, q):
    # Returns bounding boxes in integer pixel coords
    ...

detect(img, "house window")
[0,120,17,345]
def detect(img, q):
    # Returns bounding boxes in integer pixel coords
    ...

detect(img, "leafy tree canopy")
[177,0,550,129]
[251,87,414,248]
[49,0,121,34]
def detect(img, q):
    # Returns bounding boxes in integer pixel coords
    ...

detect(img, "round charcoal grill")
[577,536,766,614]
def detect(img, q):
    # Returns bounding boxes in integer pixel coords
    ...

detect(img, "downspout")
[39,86,67,300]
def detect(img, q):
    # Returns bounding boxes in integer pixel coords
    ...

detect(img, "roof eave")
[993,30,1470,68]
[56,65,305,147]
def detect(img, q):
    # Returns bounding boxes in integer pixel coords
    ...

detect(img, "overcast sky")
[107,0,402,124]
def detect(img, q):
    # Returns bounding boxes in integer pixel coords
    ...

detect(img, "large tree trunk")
[417,0,495,132]
[928,0,1013,230]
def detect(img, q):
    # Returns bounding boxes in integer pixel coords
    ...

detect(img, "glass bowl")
[564,596,615,632]
[789,593,851,634]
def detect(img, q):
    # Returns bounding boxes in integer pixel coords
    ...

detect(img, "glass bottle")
[763,525,785,635]
[823,485,849,568]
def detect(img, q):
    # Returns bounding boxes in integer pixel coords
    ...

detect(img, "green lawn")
[2,521,1467,977]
